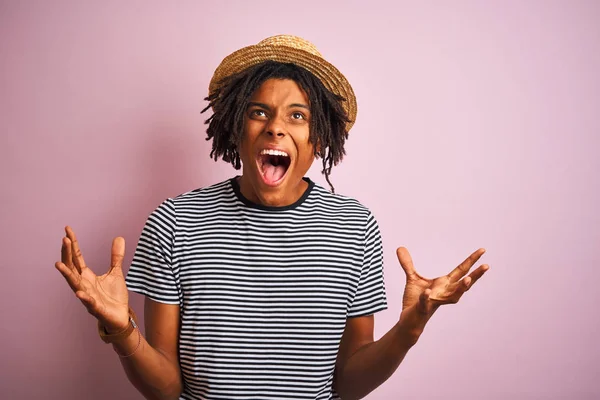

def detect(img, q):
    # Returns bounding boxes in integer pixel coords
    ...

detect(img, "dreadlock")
[201,61,351,193]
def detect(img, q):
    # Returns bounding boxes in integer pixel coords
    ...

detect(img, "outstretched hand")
[55,226,130,332]
[397,247,489,321]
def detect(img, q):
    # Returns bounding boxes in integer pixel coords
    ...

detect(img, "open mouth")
[257,149,291,186]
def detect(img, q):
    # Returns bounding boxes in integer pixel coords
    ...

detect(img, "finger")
[431,274,479,305]
[55,261,83,292]
[463,276,472,290]
[465,264,490,289]
[451,276,472,301]
[61,237,73,267]
[61,237,76,269]
[65,226,87,273]
[109,237,126,274]
[396,247,416,278]
[448,248,485,282]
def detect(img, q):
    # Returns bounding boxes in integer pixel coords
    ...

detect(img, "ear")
[314,138,324,157]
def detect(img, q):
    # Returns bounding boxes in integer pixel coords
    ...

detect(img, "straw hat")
[209,34,357,132]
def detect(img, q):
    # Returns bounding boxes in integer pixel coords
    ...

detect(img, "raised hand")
[397,247,489,317]
[55,226,130,332]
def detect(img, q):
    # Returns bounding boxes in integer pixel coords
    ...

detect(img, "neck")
[237,175,308,207]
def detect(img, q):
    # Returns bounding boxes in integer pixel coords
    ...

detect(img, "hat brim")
[209,44,357,132]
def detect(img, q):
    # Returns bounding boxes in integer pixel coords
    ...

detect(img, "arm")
[55,227,183,400]
[334,247,489,399]
[333,309,425,400]
[114,299,182,400]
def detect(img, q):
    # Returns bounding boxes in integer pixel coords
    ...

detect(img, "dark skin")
[56,78,489,400]
[334,248,489,399]
[56,229,181,400]
[238,78,316,206]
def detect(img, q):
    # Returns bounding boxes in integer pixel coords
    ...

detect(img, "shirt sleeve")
[347,212,388,318]
[126,198,181,305]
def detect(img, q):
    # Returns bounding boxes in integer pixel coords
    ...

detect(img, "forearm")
[111,327,182,400]
[335,306,429,400]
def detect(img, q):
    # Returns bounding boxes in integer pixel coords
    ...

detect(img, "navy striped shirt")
[126,177,387,399]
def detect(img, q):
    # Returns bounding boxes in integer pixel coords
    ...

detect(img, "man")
[56,35,489,400]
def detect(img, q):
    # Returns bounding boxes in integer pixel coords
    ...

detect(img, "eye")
[291,111,305,120]
[249,109,267,118]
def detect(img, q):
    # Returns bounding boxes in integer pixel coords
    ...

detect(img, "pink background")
[1,1,598,399]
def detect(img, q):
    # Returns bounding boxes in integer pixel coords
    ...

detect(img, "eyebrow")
[248,102,310,111]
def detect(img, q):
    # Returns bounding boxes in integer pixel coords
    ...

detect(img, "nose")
[265,115,287,138]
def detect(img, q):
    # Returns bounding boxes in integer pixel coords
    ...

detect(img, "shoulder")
[171,178,234,205]
[305,181,378,227]
[152,179,235,213]
[308,182,373,215]
[146,178,236,225]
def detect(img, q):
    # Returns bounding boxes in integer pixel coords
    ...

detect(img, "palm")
[80,267,129,324]
[55,227,129,331]
[401,272,433,311]
[397,247,489,314]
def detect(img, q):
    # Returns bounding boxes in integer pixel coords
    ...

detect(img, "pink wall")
[1,1,598,399]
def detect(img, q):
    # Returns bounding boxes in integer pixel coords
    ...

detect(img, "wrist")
[395,321,422,348]
[98,307,138,344]
[103,317,130,334]
[397,305,430,346]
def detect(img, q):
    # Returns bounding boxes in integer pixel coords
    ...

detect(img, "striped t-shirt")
[126,177,387,400]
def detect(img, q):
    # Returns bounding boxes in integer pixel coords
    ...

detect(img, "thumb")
[109,237,126,274]
[396,247,416,278]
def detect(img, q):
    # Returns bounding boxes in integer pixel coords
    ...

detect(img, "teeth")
[260,149,289,157]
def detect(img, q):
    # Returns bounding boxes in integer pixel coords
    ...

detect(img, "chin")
[243,165,307,207]
[255,172,293,202]
[239,147,311,206]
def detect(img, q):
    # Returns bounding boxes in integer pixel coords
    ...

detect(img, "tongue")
[263,163,286,184]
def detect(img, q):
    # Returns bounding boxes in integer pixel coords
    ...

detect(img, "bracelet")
[114,328,142,358]
[98,307,138,344]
